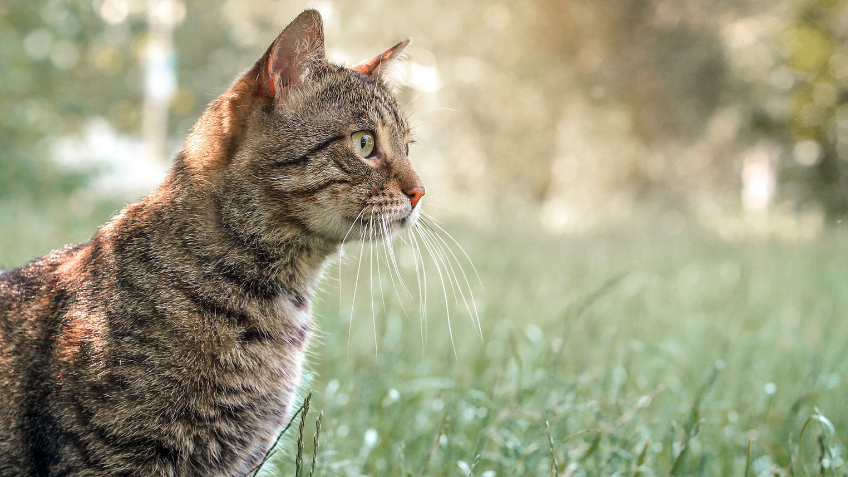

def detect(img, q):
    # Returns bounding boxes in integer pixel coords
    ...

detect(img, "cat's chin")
[385,205,422,232]
[337,206,419,244]
[297,207,415,245]
[396,206,421,228]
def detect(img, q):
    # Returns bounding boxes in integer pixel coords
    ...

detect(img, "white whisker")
[421,212,484,290]
[368,209,377,359]
[374,216,387,327]
[414,224,457,361]
[407,227,428,346]
[383,219,412,299]
[404,93,423,109]
[420,204,458,216]
[338,207,481,358]
[418,217,483,340]
[347,207,370,352]
[416,221,460,308]
[340,208,367,309]
[380,217,411,320]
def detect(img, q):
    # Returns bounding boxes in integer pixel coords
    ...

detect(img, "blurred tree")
[778,0,848,217]
[5,0,848,229]
[0,0,142,200]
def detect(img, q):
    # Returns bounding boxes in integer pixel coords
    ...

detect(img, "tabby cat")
[0,10,423,476]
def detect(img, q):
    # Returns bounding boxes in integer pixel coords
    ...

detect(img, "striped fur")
[0,10,422,476]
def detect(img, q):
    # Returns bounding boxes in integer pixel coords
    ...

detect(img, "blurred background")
[5,1,848,475]
[4,0,848,247]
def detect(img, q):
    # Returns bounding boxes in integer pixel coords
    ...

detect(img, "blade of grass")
[632,438,650,477]
[248,391,312,477]
[546,421,559,477]
[295,392,313,477]
[417,414,450,475]
[308,411,323,477]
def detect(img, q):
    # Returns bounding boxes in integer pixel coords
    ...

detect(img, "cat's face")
[249,67,422,243]
[214,11,423,246]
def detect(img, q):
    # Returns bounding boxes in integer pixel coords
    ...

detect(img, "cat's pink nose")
[406,187,425,208]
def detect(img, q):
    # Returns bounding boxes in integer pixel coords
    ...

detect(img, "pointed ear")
[260,9,326,100]
[351,38,411,82]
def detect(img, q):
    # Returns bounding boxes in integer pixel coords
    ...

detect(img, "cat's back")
[0,243,88,473]
[0,243,88,379]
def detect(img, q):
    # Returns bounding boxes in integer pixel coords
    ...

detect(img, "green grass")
[3,199,847,476]
[275,224,848,476]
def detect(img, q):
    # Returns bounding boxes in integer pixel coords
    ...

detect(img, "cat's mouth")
[357,213,412,228]
[347,205,419,240]
[399,206,420,223]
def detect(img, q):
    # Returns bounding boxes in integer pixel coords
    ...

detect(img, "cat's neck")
[107,169,339,311]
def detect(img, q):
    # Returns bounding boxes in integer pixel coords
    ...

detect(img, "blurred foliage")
[3,0,848,225]
[778,0,848,215]
[0,1,129,201]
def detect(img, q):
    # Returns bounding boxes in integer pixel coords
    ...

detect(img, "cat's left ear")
[261,9,326,100]
[351,38,411,83]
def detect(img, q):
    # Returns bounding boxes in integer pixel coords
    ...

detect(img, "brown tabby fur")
[0,10,423,476]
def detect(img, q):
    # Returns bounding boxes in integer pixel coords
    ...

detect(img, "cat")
[0,9,424,476]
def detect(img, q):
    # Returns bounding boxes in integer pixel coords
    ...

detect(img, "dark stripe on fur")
[277,135,344,166]
[215,206,279,268]
[291,292,306,309]
[173,281,251,329]
[170,279,276,344]
[21,289,68,474]
[287,178,351,195]
[216,261,280,302]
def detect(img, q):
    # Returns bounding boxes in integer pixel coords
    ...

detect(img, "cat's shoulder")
[0,242,88,292]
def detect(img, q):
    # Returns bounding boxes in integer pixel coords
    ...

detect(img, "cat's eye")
[351,131,375,157]
[404,143,409,156]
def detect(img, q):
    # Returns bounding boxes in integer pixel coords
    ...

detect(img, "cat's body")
[0,10,422,476]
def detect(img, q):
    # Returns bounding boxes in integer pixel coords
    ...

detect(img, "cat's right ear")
[351,38,411,83]
[258,9,326,101]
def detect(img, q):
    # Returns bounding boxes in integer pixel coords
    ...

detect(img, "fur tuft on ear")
[260,9,326,101]
[351,38,411,87]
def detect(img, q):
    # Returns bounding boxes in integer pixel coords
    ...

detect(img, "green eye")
[351,131,375,157]
[405,143,409,156]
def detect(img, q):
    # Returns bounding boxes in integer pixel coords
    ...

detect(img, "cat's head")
[181,10,423,247]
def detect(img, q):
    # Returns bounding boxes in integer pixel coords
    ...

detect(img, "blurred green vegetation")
[2,2,113,198]
[267,224,848,475]
[779,1,848,215]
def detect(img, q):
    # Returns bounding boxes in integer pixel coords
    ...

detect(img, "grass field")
[2,198,847,476]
